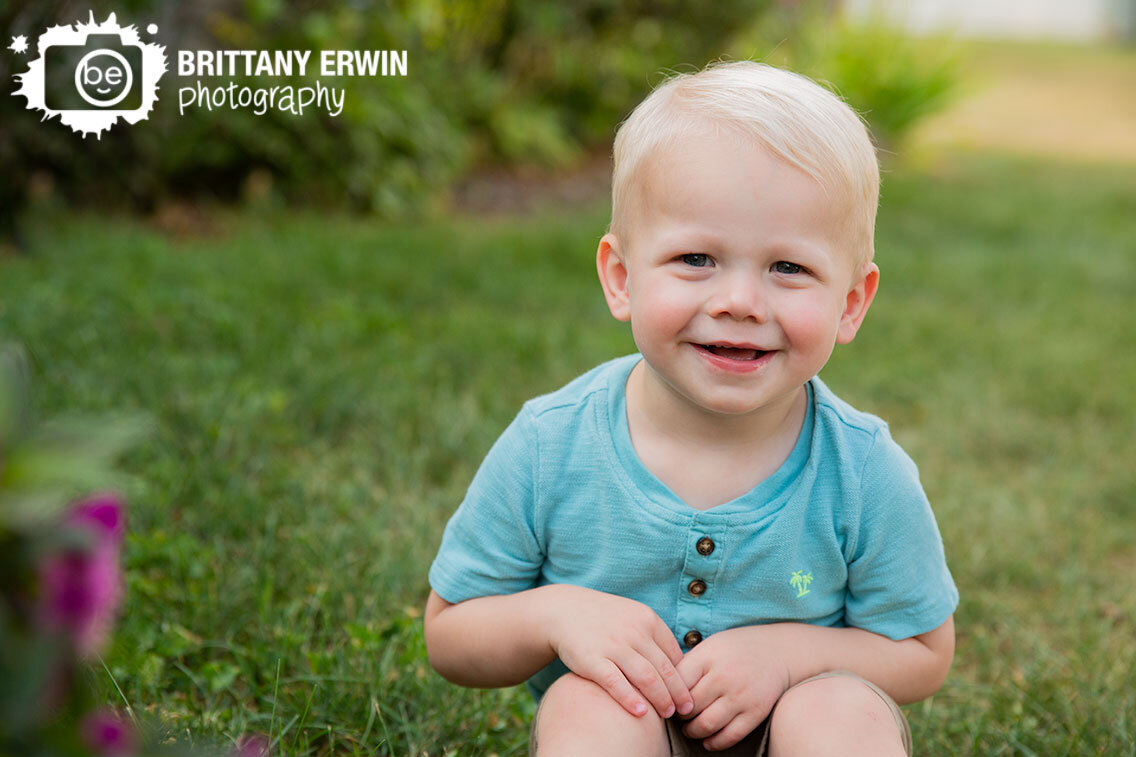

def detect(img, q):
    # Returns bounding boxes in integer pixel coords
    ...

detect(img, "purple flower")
[234,734,270,757]
[80,709,137,757]
[37,494,125,657]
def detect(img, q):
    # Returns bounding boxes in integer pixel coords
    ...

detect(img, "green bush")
[3,0,958,228]
[3,0,778,224]
[727,6,960,150]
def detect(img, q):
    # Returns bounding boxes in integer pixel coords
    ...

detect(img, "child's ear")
[596,233,631,322]
[836,261,879,345]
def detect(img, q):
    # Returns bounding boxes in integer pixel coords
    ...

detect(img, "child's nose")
[707,275,769,322]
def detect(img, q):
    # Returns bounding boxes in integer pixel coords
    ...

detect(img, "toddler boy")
[424,61,958,756]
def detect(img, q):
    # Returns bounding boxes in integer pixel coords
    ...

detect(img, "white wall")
[843,0,1129,41]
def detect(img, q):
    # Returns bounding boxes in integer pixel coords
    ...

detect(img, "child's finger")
[681,695,736,741]
[615,651,678,718]
[641,643,694,716]
[675,646,707,690]
[586,659,652,718]
[653,621,685,667]
[700,713,761,753]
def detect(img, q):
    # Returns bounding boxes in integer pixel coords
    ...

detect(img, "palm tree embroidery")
[790,570,813,598]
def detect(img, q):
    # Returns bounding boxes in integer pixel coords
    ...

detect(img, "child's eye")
[680,253,712,268]
[772,261,805,275]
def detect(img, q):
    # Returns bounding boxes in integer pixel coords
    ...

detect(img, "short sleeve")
[844,430,959,639]
[428,405,544,603]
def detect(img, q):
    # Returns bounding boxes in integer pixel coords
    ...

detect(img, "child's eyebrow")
[656,229,832,261]
[761,238,832,259]
[654,228,725,251]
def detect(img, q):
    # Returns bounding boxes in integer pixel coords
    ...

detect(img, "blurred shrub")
[2,0,775,225]
[800,19,958,150]
[729,3,960,150]
[2,0,957,231]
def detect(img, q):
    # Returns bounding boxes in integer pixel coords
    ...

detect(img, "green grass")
[2,151,1135,755]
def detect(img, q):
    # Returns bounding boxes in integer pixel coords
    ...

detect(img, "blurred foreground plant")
[0,345,264,757]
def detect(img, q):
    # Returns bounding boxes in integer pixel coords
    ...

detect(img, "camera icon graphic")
[12,12,167,138]
[45,33,143,110]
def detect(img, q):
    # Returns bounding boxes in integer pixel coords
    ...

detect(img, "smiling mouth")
[697,344,768,361]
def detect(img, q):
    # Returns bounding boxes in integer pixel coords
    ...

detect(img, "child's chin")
[689,392,770,417]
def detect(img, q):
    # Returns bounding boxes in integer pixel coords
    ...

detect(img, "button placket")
[676,517,724,649]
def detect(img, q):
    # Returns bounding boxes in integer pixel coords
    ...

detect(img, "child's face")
[597,131,878,418]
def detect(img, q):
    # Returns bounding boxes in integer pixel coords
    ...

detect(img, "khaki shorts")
[530,670,911,756]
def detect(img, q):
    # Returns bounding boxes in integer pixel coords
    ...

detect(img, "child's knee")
[532,673,668,754]
[539,672,649,723]
[768,675,907,757]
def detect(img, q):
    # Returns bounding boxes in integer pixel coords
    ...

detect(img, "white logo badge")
[11,11,167,138]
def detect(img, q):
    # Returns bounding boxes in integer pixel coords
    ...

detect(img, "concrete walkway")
[907,42,1136,164]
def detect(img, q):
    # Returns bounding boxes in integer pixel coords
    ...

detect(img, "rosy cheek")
[631,289,688,337]
[777,300,832,341]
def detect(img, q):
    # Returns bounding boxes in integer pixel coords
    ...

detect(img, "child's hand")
[675,625,793,751]
[542,585,694,719]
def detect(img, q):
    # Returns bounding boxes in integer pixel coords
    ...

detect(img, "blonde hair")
[610,61,880,268]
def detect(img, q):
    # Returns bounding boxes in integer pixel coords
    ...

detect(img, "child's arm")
[424,585,695,719]
[673,616,954,750]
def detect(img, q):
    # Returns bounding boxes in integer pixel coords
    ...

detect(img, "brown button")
[696,537,715,556]
[688,579,707,596]
[683,630,703,648]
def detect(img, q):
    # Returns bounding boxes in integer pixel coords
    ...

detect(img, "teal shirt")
[429,354,958,700]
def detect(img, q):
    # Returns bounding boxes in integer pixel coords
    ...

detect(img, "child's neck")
[624,361,808,510]
[627,360,807,451]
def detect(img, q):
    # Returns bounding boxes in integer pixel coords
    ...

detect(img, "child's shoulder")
[809,376,906,461]
[810,376,890,438]
[810,376,921,482]
[521,354,638,420]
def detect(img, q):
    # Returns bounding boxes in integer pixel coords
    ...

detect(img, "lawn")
[1,150,1134,755]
